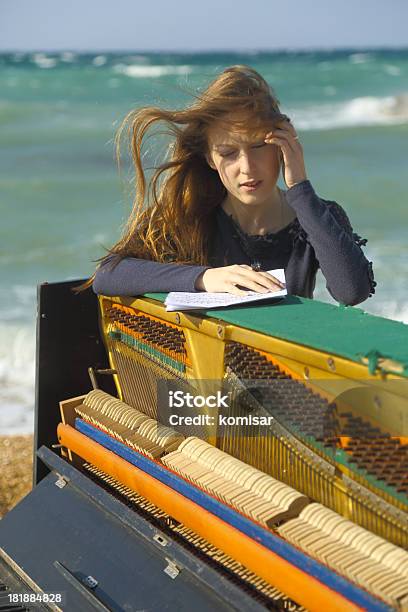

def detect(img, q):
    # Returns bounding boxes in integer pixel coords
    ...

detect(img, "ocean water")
[1,49,407,434]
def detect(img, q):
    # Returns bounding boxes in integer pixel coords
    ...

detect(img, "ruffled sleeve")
[286,180,376,306]
[326,200,377,299]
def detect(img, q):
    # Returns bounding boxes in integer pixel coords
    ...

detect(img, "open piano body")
[0,280,407,611]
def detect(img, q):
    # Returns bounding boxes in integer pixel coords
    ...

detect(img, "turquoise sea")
[1,49,407,433]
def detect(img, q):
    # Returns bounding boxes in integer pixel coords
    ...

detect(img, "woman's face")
[206,117,281,206]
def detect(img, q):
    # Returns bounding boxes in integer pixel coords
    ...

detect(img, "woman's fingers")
[238,265,285,288]
[266,138,296,164]
[233,277,269,293]
[268,128,300,143]
[240,266,285,289]
[265,133,297,153]
[199,266,286,294]
[265,134,294,150]
[258,271,286,288]
[264,125,307,190]
[265,118,301,147]
[232,267,284,292]
[228,284,252,296]
[266,126,296,138]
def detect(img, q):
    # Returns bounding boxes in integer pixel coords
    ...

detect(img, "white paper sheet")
[165,269,287,311]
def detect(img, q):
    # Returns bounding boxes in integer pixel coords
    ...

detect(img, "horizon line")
[1,45,408,55]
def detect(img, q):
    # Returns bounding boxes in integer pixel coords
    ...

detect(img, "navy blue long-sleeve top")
[92,180,376,307]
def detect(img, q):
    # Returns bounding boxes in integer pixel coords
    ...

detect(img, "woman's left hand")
[265,119,307,190]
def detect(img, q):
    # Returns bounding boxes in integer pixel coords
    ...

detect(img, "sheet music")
[165,269,287,311]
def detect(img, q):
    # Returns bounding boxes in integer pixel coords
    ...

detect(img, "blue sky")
[1,0,407,51]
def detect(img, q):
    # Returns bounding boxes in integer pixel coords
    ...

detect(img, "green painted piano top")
[143,293,408,378]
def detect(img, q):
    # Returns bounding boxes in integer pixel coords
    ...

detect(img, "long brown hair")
[78,65,285,291]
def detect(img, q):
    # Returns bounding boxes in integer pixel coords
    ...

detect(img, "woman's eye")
[252,143,266,149]
[219,150,235,158]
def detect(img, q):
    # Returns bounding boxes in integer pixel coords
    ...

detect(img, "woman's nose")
[239,151,253,174]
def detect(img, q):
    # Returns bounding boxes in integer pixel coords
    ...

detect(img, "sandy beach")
[0,435,33,518]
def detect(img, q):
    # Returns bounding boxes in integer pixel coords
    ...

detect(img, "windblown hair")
[78,65,285,291]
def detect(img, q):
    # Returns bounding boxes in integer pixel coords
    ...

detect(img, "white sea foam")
[349,52,372,64]
[0,285,36,324]
[370,301,408,324]
[32,53,57,69]
[9,285,36,309]
[92,55,107,67]
[291,93,408,130]
[0,322,35,435]
[383,64,401,76]
[0,283,35,434]
[60,51,76,63]
[113,64,193,78]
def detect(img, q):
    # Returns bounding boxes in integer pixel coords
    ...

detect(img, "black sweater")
[93,180,376,307]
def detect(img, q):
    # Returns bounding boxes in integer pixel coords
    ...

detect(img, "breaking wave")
[113,64,193,78]
[292,93,408,130]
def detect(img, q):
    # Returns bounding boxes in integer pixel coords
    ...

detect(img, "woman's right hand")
[194,265,285,295]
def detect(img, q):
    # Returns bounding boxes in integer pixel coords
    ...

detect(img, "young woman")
[86,66,376,306]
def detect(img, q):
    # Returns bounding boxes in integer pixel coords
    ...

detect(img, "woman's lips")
[240,180,262,191]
